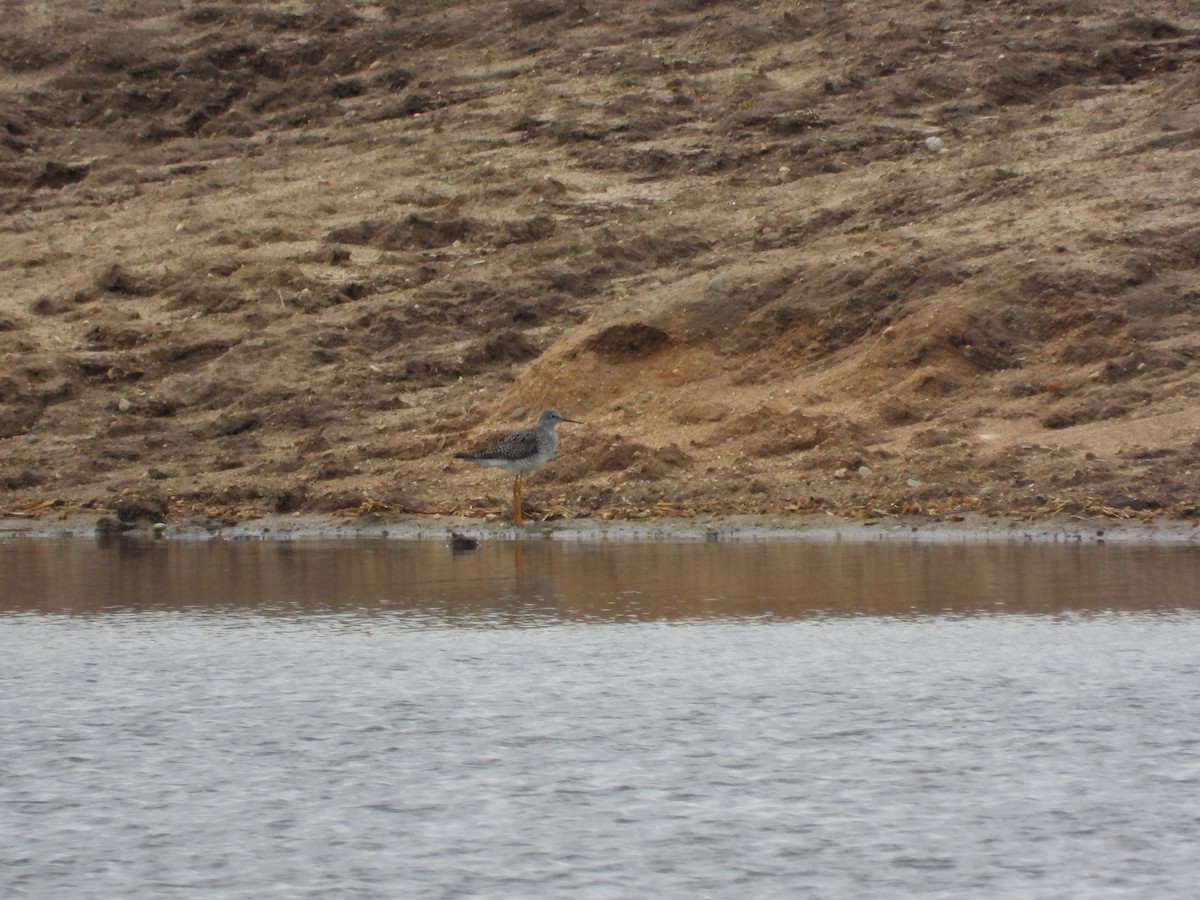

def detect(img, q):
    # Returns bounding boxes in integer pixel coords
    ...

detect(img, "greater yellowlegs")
[454,408,581,524]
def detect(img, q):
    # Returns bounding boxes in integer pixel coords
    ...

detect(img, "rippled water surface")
[3,537,1200,897]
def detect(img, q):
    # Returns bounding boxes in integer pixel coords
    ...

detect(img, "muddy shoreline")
[5,1,1200,527]
[4,511,1198,546]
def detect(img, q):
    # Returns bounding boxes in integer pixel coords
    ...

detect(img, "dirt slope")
[3,0,1200,523]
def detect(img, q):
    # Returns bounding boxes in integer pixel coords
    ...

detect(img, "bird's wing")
[489,427,540,459]
[464,426,538,461]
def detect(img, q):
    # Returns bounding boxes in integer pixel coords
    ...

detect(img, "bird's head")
[539,408,583,427]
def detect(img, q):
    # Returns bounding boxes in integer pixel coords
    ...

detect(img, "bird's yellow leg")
[512,474,523,525]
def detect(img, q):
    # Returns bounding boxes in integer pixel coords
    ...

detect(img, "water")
[2,537,1199,897]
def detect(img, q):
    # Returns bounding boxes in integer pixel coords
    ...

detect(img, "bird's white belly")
[476,454,549,474]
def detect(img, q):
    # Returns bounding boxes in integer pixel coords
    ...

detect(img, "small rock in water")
[95,516,135,537]
[448,531,479,551]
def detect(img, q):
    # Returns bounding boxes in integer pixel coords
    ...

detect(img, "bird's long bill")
[562,416,584,424]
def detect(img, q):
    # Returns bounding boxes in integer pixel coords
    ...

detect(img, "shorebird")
[454,408,581,525]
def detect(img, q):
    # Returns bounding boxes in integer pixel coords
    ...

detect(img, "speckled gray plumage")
[454,408,578,475]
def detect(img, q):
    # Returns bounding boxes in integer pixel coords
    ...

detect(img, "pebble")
[925,136,945,152]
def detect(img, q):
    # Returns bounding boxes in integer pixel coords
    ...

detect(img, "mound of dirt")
[3,0,1200,524]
